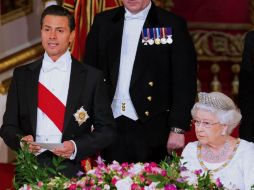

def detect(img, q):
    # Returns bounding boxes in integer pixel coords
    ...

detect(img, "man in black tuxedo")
[239,31,254,142]
[0,5,115,177]
[84,0,197,163]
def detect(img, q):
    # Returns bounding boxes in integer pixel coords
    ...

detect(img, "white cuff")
[69,140,77,160]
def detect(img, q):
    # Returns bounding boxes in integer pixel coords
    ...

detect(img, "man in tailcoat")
[0,5,115,177]
[84,0,197,163]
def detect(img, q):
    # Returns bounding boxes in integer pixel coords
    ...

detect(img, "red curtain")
[62,0,122,61]
[171,0,249,24]
[171,0,250,96]
[170,0,250,139]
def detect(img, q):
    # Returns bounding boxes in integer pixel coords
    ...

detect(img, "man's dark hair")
[40,5,75,31]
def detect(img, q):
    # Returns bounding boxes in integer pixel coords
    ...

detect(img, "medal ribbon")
[153,28,157,39]
[142,28,148,43]
[149,28,153,40]
[166,27,172,36]
[38,82,66,132]
[146,28,150,40]
[161,27,165,38]
[156,28,160,39]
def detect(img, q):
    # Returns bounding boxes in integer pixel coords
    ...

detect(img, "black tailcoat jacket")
[239,31,254,142]
[84,2,197,162]
[0,57,116,177]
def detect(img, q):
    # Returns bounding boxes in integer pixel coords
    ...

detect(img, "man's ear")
[69,30,75,50]
[69,30,75,44]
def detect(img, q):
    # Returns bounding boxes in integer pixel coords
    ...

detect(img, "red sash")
[38,82,66,132]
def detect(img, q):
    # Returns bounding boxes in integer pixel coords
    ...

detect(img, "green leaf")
[47,168,57,175]
[156,182,166,188]
[13,143,66,189]
[147,174,165,182]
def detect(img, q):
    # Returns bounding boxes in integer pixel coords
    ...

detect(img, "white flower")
[128,163,144,175]
[19,184,32,190]
[115,176,133,190]
[86,169,96,175]
[180,170,198,186]
[144,182,159,190]
[104,184,110,190]
[73,106,89,126]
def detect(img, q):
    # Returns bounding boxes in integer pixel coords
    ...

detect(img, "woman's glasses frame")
[192,119,219,128]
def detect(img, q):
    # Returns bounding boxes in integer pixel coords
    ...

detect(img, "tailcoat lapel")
[27,59,42,136]
[108,7,125,91]
[62,59,87,133]
[130,3,159,87]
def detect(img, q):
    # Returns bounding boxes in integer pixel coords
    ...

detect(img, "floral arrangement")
[16,145,226,190]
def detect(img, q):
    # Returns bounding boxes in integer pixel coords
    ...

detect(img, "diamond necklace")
[202,139,230,162]
[197,138,240,177]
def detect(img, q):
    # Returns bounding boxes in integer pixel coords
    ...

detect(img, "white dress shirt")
[35,51,77,159]
[112,2,151,120]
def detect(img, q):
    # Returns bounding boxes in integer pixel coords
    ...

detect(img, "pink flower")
[180,166,187,172]
[139,174,146,183]
[215,178,223,188]
[85,178,94,186]
[109,161,122,171]
[165,184,177,190]
[24,185,32,190]
[76,171,85,177]
[194,169,202,175]
[37,181,43,187]
[176,177,185,183]
[144,166,152,173]
[69,184,77,190]
[149,162,157,167]
[150,167,164,175]
[121,162,129,168]
[161,170,167,176]
[96,156,106,167]
[111,177,118,185]
[131,183,142,190]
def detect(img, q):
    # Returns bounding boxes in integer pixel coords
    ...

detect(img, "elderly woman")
[181,92,254,189]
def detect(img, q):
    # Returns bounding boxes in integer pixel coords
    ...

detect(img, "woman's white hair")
[191,92,242,134]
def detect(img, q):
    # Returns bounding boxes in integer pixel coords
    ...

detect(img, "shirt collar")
[42,51,71,72]
[124,1,151,20]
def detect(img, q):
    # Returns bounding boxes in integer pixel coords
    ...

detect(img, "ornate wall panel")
[157,0,253,100]
[0,0,33,25]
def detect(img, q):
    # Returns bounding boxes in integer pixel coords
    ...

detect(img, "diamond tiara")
[198,92,236,111]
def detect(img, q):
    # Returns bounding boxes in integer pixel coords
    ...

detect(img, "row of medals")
[142,27,173,45]
[142,35,173,45]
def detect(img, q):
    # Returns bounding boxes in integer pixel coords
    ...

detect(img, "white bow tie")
[125,13,145,20]
[42,61,67,72]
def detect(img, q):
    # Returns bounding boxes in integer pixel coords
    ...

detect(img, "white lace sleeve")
[181,142,199,185]
[242,142,254,189]
[181,142,198,167]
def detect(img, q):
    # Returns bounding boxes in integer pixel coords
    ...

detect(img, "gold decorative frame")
[156,0,252,96]
[0,0,33,25]
[0,43,44,74]
[158,0,254,62]
[190,30,245,62]
[0,43,44,94]
[188,22,252,31]
[0,78,12,94]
